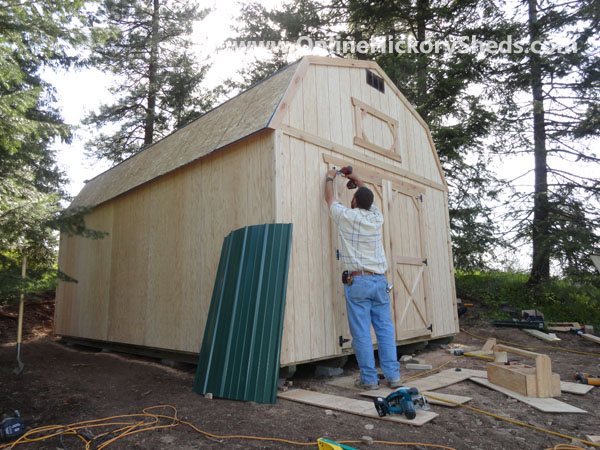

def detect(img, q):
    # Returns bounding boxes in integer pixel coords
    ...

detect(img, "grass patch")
[455,270,600,326]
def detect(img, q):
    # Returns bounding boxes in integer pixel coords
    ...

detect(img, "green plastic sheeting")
[193,223,293,404]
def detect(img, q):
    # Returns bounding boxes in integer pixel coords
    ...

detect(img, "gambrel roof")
[72,60,301,208]
[72,56,446,208]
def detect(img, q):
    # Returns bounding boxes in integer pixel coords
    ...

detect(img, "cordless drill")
[336,166,357,189]
[574,372,600,386]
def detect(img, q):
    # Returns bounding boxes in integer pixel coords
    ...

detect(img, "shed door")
[383,181,431,340]
[328,166,385,351]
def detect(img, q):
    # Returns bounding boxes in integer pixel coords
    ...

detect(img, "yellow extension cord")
[452,328,600,448]
[2,329,596,450]
[0,405,457,450]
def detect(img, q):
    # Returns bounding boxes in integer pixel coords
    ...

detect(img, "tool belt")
[351,271,378,276]
[342,270,380,286]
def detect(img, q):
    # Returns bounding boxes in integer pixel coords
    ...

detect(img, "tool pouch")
[342,271,353,286]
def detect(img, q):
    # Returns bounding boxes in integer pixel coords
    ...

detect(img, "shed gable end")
[270,56,446,189]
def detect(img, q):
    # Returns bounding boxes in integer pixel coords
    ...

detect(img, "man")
[325,168,401,390]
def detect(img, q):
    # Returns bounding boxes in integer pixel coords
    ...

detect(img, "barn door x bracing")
[383,181,431,341]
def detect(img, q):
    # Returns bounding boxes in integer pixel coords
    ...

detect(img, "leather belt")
[350,271,381,276]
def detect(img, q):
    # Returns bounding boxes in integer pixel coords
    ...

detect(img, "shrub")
[455,270,600,326]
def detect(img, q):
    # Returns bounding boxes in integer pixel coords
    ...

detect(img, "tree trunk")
[415,0,429,118]
[145,0,160,146]
[528,0,550,283]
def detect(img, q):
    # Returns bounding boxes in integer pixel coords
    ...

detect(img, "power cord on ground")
[3,328,595,449]
[423,394,598,449]
[399,329,599,449]
[0,405,456,450]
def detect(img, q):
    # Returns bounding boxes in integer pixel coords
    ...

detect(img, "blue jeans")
[344,274,400,385]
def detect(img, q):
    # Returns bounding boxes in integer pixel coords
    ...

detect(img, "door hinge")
[336,249,340,260]
[339,336,350,347]
[427,324,433,332]
[422,258,428,266]
[417,194,423,202]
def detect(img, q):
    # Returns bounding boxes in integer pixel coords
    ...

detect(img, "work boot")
[354,379,379,390]
[388,378,403,389]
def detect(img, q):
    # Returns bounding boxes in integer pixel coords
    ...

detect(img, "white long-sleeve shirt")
[329,201,388,274]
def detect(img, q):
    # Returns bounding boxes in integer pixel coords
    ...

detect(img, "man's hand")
[327,169,337,179]
[344,170,365,188]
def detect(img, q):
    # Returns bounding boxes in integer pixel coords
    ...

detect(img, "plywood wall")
[56,131,276,353]
[277,61,445,188]
[275,60,457,365]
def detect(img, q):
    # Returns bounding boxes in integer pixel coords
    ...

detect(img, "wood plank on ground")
[546,322,580,332]
[522,329,561,342]
[560,381,594,395]
[582,333,600,345]
[277,389,438,426]
[469,377,587,414]
[405,364,433,370]
[328,369,486,394]
[326,374,471,407]
[407,369,488,391]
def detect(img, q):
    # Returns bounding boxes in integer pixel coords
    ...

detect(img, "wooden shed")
[55,55,459,367]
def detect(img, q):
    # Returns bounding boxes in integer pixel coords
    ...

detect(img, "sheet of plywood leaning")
[55,55,458,367]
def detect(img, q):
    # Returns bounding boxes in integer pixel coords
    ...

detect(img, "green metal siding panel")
[193,223,293,403]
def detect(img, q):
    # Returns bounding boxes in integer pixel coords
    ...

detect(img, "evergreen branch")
[548,168,600,185]
[538,0,581,11]
[546,140,600,162]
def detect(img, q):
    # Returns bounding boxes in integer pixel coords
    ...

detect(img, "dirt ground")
[1,300,599,450]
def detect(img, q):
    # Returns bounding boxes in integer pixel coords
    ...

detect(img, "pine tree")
[0,0,103,301]
[497,0,600,282]
[84,0,213,163]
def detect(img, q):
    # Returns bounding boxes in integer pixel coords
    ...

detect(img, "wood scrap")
[469,377,587,414]
[277,389,438,426]
[522,329,561,342]
[582,333,600,345]
[425,369,591,395]
[487,361,561,397]
[491,344,559,398]
[481,338,496,352]
[405,364,433,370]
[546,326,573,332]
[546,322,580,332]
[586,436,600,444]
[560,381,593,395]
[409,369,488,392]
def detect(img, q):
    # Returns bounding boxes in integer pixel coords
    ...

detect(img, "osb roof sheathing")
[71,60,301,208]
